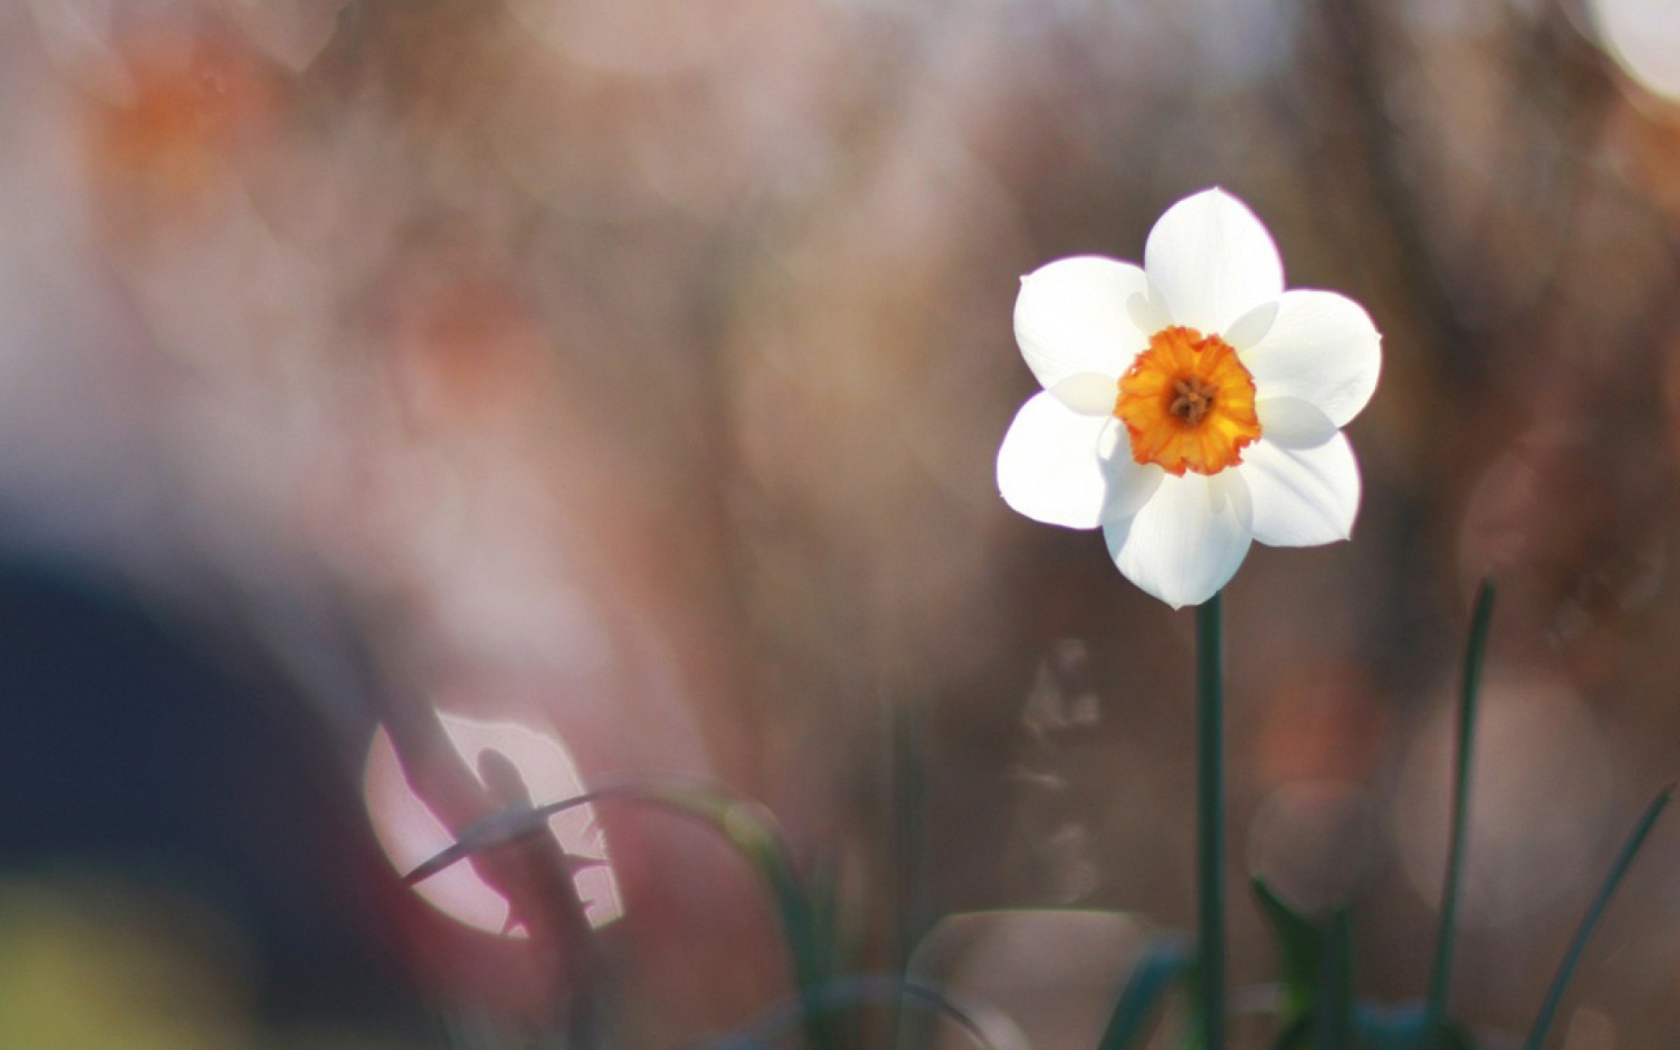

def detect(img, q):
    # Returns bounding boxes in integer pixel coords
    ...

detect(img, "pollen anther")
[1169,377,1218,425]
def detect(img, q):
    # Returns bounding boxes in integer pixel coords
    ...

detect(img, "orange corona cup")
[1116,326,1261,477]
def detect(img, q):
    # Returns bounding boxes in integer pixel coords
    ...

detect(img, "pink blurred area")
[7,0,1680,1045]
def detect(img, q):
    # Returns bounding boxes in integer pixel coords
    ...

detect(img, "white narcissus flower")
[996,188,1382,609]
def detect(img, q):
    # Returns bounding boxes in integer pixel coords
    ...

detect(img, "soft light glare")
[1247,781,1375,912]
[1391,675,1612,928]
[363,712,622,936]
[1590,0,1680,103]
[910,911,1149,1050]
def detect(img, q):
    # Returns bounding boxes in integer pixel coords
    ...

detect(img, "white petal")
[1256,397,1338,449]
[1144,189,1284,336]
[1241,290,1381,427]
[1050,372,1121,416]
[1223,300,1279,350]
[999,399,1163,530]
[1104,470,1254,609]
[997,392,1112,528]
[1101,447,1165,522]
[1128,286,1170,335]
[1014,256,1150,389]
[1242,432,1362,547]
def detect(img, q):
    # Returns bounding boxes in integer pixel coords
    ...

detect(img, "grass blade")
[1250,881,1352,1050]
[688,974,1009,1050]
[405,775,830,1048]
[1521,786,1674,1050]
[1424,579,1495,1040]
[1313,908,1353,1050]
[1251,877,1324,1024]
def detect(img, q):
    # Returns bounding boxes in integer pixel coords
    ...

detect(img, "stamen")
[1169,377,1217,425]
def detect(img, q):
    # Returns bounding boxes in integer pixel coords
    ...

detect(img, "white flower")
[996,188,1382,608]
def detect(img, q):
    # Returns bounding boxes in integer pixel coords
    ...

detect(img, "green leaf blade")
[1096,936,1194,1050]
[1425,579,1496,1040]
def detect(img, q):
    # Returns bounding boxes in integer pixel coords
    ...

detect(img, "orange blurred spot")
[1255,664,1387,785]
[88,31,275,201]
[392,278,552,427]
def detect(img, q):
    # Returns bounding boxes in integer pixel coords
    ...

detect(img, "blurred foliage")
[0,872,428,1049]
[6,0,1680,1045]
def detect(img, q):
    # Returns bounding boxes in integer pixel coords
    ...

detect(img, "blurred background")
[4,0,1680,1046]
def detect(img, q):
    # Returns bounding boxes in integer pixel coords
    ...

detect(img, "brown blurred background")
[4,0,1680,1046]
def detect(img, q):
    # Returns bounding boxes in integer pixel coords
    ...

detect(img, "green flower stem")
[1196,591,1227,1050]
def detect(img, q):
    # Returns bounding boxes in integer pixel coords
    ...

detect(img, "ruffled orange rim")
[1115,325,1261,477]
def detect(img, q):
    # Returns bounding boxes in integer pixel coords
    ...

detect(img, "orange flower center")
[1114,326,1261,476]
